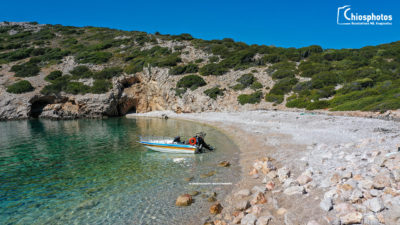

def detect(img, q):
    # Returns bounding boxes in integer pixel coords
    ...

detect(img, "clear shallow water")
[0,118,240,225]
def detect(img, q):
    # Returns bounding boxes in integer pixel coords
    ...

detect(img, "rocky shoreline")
[129,110,400,225]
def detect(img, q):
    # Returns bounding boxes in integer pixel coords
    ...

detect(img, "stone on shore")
[306,220,320,225]
[319,197,333,211]
[373,173,391,190]
[210,202,223,215]
[364,197,385,212]
[334,202,355,216]
[266,181,275,191]
[175,194,193,206]
[234,200,250,211]
[276,208,287,216]
[241,213,257,225]
[256,216,272,225]
[235,189,251,198]
[232,212,245,224]
[252,185,267,194]
[296,174,312,185]
[277,167,290,182]
[251,192,267,205]
[340,212,362,224]
[283,186,305,195]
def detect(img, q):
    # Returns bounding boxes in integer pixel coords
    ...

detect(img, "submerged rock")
[210,202,223,215]
[76,199,99,210]
[176,194,193,206]
[201,171,217,178]
[218,161,231,167]
[189,191,200,196]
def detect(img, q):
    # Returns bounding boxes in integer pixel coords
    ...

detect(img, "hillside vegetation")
[1,22,399,112]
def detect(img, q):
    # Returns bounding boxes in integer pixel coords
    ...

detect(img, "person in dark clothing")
[196,136,214,151]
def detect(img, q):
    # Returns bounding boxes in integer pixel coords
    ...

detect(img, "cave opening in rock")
[29,99,52,118]
[126,106,137,114]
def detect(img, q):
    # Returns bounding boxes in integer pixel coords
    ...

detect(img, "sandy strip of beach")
[128,110,400,225]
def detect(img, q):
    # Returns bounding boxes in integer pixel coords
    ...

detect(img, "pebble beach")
[128,110,400,225]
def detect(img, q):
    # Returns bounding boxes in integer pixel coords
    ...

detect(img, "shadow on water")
[0,117,240,225]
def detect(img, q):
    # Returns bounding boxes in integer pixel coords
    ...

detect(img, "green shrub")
[269,77,298,95]
[311,72,341,89]
[272,69,295,79]
[176,74,206,91]
[232,83,245,91]
[265,93,284,104]
[270,61,296,71]
[40,75,71,95]
[10,62,40,77]
[238,91,262,105]
[195,58,204,63]
[237,73,255,87]
[76,51,112,64]
[93,67,123,79]
[199,63,228,76]
[65,82,90,94]
[306,100,330,110]
[6,80,34,93]
[91,79,112,93]
[70,65,93,78]
[169,63,199,75]
[260,54,282,64]
[45,70,62,81]
[204,86,224,99]
[124,58,145,74]
[0,48,33,63]
[209,56,219,63]
[286,97,309,108]
[151,54,181,67]
[339,78,374,94]
[250,81,263,90]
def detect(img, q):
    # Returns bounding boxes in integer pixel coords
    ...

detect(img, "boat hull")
[140,141,196,154]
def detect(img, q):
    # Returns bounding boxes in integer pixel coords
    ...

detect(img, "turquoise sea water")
[0,118,240,225]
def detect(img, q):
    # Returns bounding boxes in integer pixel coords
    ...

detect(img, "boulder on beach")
[175,194,193,206]
[251,192,267,205]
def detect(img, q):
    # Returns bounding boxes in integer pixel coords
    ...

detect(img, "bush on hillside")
[91,79,112,93]
[238,91,262,105]
[265,93,284,104]
[176,74,206,91]
[169,63,198,75]
[6,80,34,93]
[10,62,40,77]
[70,65,93,78]
[93,67,123,79]
[204,86,224,100]
[45,70,62,81]
[199,63,228,76]
[76,51,112,64]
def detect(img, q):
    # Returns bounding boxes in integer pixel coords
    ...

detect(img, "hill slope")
[0,22,399,119]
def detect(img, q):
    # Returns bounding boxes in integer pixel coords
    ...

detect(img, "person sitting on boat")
[173,136,184,144]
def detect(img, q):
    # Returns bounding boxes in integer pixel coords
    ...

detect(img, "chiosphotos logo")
[337,5,393,25]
